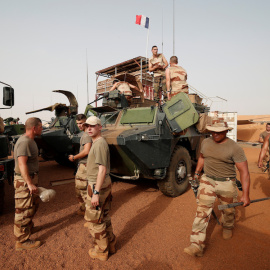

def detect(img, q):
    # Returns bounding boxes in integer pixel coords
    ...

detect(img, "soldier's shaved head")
[25,117,42,130]
[76,114,86,121]
[170,56,178,64]
[152,45,158,50]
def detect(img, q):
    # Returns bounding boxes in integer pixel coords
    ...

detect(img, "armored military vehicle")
[0,81,15,214]
[26,90,96,166]
[85,56,209,197]
[26,56,209,197]
[3,117,25,137]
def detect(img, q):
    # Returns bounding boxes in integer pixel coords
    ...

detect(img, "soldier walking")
[68,114,92,216]
[14,117,43,250]
[148,45,168,104]
[184,120,250,257]
[165,56,189,100]
[83,116,115,261]
[258,133,270,178]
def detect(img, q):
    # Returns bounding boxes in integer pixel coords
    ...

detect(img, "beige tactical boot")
[109,237,117,254]
[184,245,203,257]
[15,239,41,251]
[223,228,233,240]
[84,222,89,228]
[89,248,108,261]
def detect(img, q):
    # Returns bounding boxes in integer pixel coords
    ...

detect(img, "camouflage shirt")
[168,65,188,94]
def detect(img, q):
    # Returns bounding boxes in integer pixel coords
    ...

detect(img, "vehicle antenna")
[86,48,89,104]
[162,9,164,54]
[173,0,175,55]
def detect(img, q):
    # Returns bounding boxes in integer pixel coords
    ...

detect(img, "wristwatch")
[93,190,100,195]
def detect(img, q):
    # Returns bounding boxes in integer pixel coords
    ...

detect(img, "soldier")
[148,45,168,103]
[14,117,43,250]
[165,56,189,100]
[83,116,115,262]
[184,120,250,257]
[109,80,142,100]
[68,114,92,216]
[258,133,270,173]
[258,123,270,171]
[258,123,270,143]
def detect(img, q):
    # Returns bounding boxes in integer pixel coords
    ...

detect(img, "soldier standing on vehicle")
[165,56,189,101]
[149,45,168,104]
[184,120,250,257]
[14,117,43,250]
[83,116,116,262]
[68,114,92,216]
[109,80,142,101]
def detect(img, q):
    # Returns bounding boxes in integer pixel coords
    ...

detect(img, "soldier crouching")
[83,116,116,261]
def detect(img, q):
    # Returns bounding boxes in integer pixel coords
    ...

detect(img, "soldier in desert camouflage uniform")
[258,123,270,171]
[83,116,115,262]
[165,56,188,100]
[68,114,92,216]
[258,132,270,179]
[149,46,168,104]
[13,117,43,250]
[184,120,250,257]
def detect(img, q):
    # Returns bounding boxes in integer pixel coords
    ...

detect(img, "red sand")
[0,146,270,269]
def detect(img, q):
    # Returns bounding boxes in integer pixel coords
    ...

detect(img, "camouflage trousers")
[14,174,39,243]
[84,181,115,253]
[75,163,88,211]
[190,174,238,251]
[153,75,167,103]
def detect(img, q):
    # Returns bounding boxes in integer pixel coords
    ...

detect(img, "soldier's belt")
[15,172,38,178]
[206,175,236,182]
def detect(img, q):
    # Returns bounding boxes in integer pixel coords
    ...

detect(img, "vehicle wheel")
[0,181,5,215]
[158,146,191,197]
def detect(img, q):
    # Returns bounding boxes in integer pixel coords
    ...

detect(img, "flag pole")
[86,48,89,104]
[146,27,149,61]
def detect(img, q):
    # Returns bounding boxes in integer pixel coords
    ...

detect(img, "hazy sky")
[0,0,269,123]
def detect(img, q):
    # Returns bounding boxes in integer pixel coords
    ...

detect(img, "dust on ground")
[0,146,270,270]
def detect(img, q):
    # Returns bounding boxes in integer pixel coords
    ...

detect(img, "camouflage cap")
[206,119,233,132]
[84,116,101,126]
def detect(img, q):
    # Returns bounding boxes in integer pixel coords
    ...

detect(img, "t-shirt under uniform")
[201,137,247,178]
[86,137,111,188]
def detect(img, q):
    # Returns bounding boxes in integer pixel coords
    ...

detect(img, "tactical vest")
[169,65,188,94]
[149,54,165,77]
[117,82,132,96]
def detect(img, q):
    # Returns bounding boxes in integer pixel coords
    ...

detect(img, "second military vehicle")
[0,81,15,214]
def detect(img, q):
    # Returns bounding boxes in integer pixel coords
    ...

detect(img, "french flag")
[136,15,149,29]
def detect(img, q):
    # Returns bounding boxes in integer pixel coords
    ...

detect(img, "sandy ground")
[0,146,270,270]
[237,115,270,142]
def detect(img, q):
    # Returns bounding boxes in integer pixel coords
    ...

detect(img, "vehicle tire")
[0,181,5,215]
[158,146,191,197]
